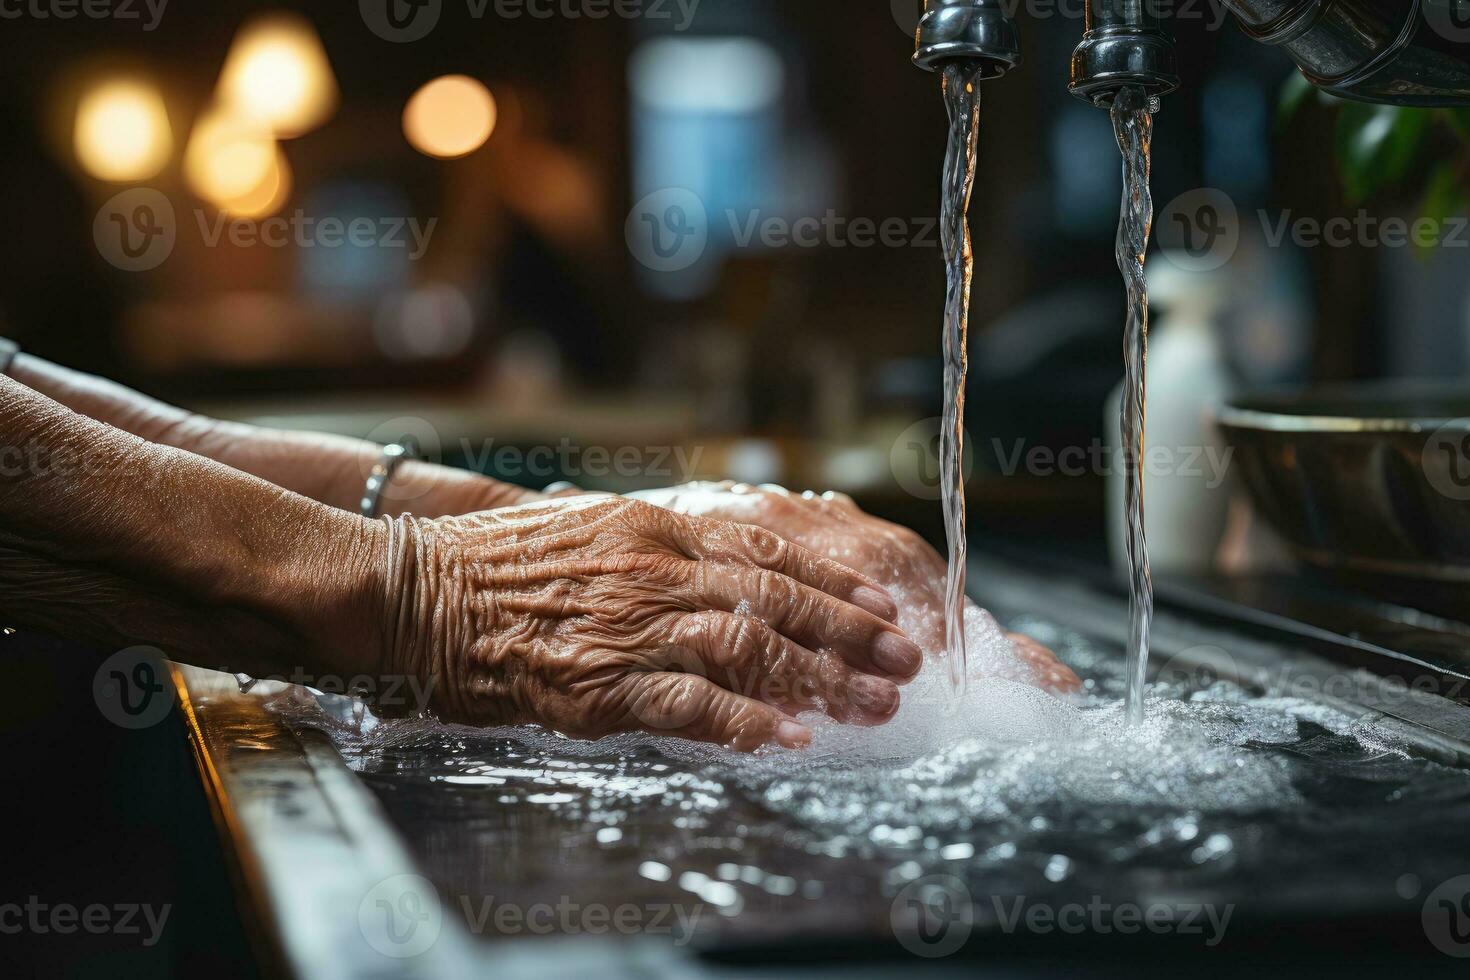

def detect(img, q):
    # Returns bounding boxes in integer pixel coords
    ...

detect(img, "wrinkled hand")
[375,496,926,750]
[628,482,1081,693]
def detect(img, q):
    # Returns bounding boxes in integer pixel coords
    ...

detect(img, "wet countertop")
[170,557,1470,978]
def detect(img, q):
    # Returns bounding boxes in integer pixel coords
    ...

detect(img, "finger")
[664,611,900,724]
[668,515,899,623]
[626,673,811,751]
[689,564,923,680]
[1006,631,1083,694]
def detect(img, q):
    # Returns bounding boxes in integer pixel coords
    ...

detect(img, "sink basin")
[1216,381,1470,591]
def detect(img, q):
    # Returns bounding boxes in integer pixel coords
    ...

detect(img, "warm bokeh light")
[185,108,278,206]
[403,75,497,159]
[218,13,337,137]
[73,79,172,181]
[214,147,292,218]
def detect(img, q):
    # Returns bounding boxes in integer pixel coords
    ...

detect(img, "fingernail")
[851,585,899,622]
[873,632,923,677]
[849,675,900,718]
[776,720,812,748]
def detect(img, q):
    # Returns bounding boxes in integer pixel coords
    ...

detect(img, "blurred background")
[1,0,1467,562]
[4,6,1470,977]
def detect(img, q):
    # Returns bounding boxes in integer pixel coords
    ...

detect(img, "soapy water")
[304,611,1314,826]
[258,602,1470,943]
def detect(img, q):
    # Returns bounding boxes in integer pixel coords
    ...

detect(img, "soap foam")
[263,605,1470,939]
[294,601,1339,846]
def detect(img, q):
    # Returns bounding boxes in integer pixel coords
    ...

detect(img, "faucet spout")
[1068,0,1180,107]
[1070,0,1470,108]
[1220,0,1470,106]
[912,0,1023,77]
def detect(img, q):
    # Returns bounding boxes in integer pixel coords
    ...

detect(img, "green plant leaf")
[1276,72,1313,132]
[1415,159,1469,258]
[1335,104,1432,203]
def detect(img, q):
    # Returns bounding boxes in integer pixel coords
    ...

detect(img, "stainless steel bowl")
[1216,382,1470,585]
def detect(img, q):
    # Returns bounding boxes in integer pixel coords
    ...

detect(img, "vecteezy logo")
[359,875,443,959]
[93,646,172,729]
[1423,420,1470,502]
[1422,874,1470,957]
[360,0,442,42]
[628,644,708,731]
[890,874,973,958]
[360,415,444,510]
[1156,187,1239,273]
[890,417,974,501]
[625,188,707,273]
[93,188,175,272]
[1424,0,1470,42]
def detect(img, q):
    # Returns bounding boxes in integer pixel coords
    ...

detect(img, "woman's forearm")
[8,353,541,517]
[0,543,327,677]
[0,374,386,680]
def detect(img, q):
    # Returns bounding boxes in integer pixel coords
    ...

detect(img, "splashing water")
[1111,87,1157,726]
[937,62,984,696]
[230,78,1470,950]
[267,616,1470,943]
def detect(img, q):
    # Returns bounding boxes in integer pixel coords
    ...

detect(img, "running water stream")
[937,62,984,696]
[1110,87,1157,725]
[227,74,1470,955]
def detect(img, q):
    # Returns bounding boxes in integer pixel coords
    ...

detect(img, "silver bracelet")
[360,443,413,518]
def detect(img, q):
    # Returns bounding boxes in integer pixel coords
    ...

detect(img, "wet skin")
[4,360,1075,752]
[624,482,1082,694]
[373,495,923,751]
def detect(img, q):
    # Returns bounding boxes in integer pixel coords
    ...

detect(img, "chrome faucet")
[912,0,1470,107]
[912,0,1023,77]
[1067,0,1178,105]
